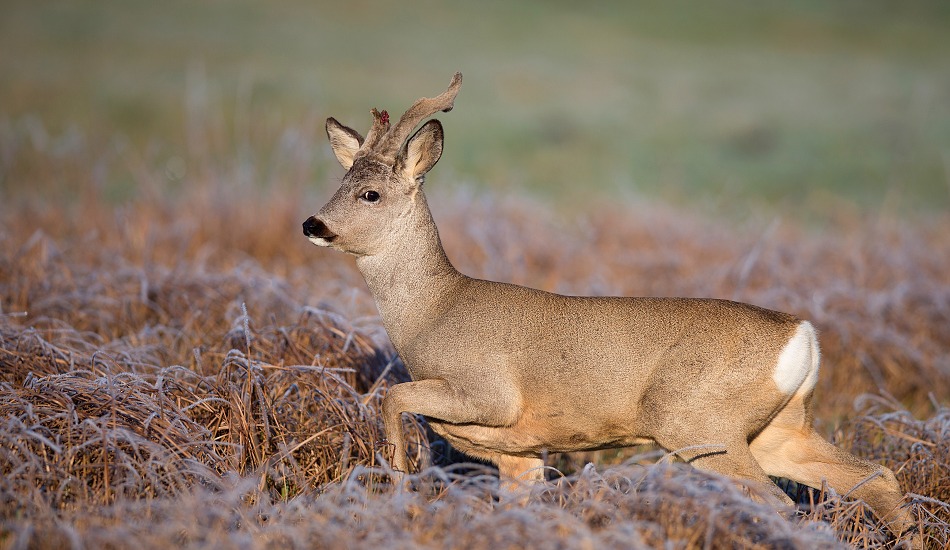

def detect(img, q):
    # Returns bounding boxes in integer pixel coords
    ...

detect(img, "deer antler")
[358,72,462,162]
[360,108,391,153]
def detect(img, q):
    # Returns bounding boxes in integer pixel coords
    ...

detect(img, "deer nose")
[302,216,322,237]
[302,216,337,240]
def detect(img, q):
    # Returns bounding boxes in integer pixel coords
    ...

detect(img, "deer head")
[303,72,462,257]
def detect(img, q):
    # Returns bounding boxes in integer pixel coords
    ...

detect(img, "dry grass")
[1,122,949,548]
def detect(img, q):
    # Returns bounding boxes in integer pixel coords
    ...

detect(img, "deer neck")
[355,194,464,349]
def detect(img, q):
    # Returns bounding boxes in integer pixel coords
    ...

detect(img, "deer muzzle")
[302,216,338,244]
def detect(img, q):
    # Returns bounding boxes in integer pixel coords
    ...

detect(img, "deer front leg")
[381,378,520,474]
[496,455,545,491]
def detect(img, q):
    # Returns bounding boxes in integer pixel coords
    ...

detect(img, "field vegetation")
[2,1,949,548]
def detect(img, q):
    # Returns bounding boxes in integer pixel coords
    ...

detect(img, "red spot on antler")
[380,110,389,125]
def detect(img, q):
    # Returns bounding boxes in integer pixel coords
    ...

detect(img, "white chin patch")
[772,321,820,395]
[308,237,332,247]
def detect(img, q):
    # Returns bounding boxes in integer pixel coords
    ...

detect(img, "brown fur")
[304,73,919,546]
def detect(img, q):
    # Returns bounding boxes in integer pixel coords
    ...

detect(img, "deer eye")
[360,190,380,203]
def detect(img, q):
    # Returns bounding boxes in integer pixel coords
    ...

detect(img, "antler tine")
[377,72,462,158]
[360,108,391,153]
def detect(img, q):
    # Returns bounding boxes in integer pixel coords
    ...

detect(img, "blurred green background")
[2,0,949,218]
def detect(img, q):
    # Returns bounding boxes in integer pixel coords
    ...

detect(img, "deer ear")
[326,117,364,170]
[397,119,443,184]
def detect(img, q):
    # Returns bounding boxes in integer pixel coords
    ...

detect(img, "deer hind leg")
[656,432,795,508]
[749,397,917,543]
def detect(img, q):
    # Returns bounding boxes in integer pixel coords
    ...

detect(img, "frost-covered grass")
[1,125,948,547]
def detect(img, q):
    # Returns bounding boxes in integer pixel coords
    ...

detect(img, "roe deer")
[303,73,919,546]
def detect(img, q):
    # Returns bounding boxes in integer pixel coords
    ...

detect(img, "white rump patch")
[772,321,820,395]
